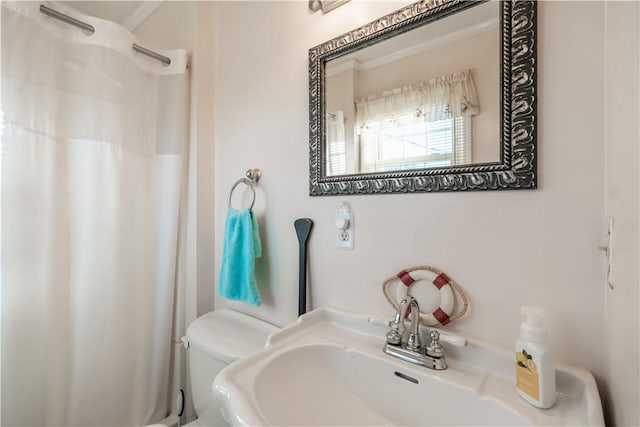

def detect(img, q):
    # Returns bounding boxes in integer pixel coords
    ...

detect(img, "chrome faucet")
[385,296,412,345]
[383,296,447,370]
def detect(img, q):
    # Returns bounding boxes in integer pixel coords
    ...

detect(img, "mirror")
[309,0,537,195]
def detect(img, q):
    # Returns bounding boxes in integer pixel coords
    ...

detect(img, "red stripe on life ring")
[433,273,450,289]
[433,307,451,325]
[397,270,415,286]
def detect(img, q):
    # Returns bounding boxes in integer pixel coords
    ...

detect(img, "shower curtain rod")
[39,5,172,66]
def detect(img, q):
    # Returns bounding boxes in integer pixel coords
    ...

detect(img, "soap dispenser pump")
[515,306,556,409]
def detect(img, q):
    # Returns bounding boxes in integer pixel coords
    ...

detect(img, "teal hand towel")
[218,208,262,306]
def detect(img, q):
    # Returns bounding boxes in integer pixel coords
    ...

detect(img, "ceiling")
[58,1,162,31]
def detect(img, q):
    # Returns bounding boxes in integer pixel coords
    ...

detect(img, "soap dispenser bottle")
[515,306,556,409]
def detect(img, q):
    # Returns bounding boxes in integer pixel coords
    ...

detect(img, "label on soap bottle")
[515,349,540,400]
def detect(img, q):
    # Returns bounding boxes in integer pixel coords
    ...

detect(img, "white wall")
[137,1,638,425]
[213,0,607,377]
[603,2,640,426]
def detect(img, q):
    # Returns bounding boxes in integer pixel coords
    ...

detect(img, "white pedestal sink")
[213,307,604,426]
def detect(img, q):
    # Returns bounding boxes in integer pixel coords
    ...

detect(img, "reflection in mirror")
[309,0,537,195]
[325,1,499,176]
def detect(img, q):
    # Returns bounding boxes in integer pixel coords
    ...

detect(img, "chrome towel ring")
[228,169,261,210]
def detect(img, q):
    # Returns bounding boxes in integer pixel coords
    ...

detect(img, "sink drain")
[394,371,419,384]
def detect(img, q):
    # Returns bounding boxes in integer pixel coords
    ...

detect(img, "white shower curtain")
[1,2,188,426]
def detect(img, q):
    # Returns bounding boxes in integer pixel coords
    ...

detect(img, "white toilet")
[182,309,278,427]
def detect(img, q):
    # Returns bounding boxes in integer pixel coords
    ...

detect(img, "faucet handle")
[385,320,404,345]
[425,330,445,358]
[385,296,415,346]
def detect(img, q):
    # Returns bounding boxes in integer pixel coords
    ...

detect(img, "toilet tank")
[186,309,278,426]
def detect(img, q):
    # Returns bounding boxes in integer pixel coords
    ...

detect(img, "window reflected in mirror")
[323,0,499,177]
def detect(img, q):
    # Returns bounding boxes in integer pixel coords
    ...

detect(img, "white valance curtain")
[355,69,480,129]
[2,2,188,426]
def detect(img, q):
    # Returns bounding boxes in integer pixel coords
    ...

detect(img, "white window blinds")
[325,110,346,175]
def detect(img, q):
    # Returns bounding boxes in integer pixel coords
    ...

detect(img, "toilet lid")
[186,309,279,364]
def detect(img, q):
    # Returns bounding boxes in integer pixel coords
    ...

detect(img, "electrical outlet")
[336,202,354,250]
[336,228,353,249]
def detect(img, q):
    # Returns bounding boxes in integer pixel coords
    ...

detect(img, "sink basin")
[213,307,604,426]
[253,343,530,426]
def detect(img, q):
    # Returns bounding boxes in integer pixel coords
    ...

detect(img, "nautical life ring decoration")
[382,265,468,327]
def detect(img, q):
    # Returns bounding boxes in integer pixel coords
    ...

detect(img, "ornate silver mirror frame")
[308,0,537,195]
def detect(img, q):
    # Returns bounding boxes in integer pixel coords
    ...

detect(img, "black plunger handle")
[294,218,313,317]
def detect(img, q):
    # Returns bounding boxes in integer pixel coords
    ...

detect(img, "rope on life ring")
[382,265,469,327]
